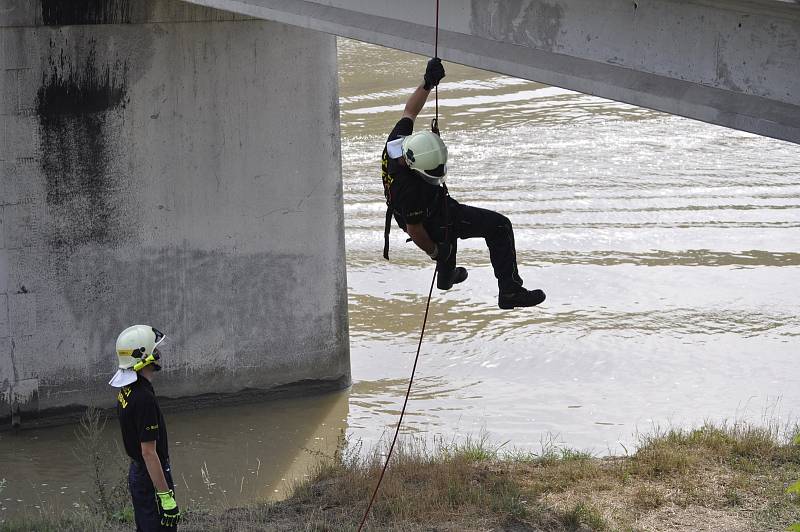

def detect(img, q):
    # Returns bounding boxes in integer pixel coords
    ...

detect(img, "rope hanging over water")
[432,0,440,133]
[357,1,441,529]
[356,268,438,531]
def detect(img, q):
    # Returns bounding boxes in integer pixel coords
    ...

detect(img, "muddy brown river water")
[1,39,799,519]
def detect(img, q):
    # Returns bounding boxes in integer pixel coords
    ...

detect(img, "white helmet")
[109,325,166,387]
[401,131,448,185]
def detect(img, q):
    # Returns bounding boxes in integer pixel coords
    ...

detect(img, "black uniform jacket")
[382,117,445,227]
[116,375,169,464]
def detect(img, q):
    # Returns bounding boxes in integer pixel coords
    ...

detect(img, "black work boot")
[437,267,468,290]
[498,287,546,309]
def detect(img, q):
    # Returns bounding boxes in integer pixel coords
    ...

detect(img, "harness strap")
[383,205,393,260]
[384,184,448,260]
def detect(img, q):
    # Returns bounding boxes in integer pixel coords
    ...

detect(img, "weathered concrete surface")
[181,0,800,144]
[0,0,350,422]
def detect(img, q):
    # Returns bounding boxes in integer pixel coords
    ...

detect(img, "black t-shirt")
[116,376,169,464]
[382,117,443,225]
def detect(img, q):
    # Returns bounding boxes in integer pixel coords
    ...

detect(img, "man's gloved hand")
[155,489,181,527]
[423,57,445,90]
[428,242,452,264]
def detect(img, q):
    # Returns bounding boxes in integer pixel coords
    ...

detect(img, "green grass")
[632,485,666,511]
[562,501,608,531]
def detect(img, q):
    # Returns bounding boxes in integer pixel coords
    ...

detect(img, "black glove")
[423,57,445,90]
[155,489,181,527]
[428,242,452,265]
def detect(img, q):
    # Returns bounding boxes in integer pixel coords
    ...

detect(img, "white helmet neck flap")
[401,131,448,186]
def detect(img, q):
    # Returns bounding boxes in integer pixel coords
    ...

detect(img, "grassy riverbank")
[3,422,799,531]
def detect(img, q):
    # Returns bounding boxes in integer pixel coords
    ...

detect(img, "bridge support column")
[0,0,349,423]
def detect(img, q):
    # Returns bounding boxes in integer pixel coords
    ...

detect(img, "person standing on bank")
[109,325,181,531]
[381,58,546,309]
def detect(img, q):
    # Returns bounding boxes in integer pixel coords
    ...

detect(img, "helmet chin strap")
[132,352,161,372]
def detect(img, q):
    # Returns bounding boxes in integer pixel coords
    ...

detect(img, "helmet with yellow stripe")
[109,325,166,387]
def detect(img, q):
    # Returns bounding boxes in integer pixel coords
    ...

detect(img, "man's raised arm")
[402,58,445,121]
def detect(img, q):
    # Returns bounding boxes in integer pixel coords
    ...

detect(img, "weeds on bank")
[634,421,787,473]
[562,501,607,530]
[73,407,131,523]
[5,420,800,531]
[0,408,132,532]
[282,431,544,529]
[272,421,800,531]
[787,432,800,532]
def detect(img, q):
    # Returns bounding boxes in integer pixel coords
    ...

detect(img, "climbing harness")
[359,1,443,529]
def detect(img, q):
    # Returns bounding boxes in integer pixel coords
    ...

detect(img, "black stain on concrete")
[36,39,131,251]
[40,0,132,26]
[37,41,127,117]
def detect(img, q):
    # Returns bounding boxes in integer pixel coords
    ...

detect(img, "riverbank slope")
[3,423,799,531]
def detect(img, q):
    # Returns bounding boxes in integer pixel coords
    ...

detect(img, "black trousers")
[423,197,524,292]
[129,460,177,532]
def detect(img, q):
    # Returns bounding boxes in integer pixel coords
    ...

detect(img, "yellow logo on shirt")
[382,149,393,190]
[117,386,132,409]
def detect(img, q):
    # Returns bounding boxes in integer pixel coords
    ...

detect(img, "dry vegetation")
[3,422,799,531]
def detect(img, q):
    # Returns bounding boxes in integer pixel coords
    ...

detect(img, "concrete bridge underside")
[188,0,800,145]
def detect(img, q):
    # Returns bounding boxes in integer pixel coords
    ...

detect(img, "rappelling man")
[110,325,181,531]
[381,58,546,309]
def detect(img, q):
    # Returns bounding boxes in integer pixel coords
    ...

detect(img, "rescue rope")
[433,0,440,132]
[356,267,438,531]
[357,1,442,530]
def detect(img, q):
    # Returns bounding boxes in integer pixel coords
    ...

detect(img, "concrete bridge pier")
[0,1,350,423]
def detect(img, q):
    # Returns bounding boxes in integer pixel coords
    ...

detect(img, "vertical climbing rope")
[356,268,437,531]
[356,2,442,530]
[433,0,440,131]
